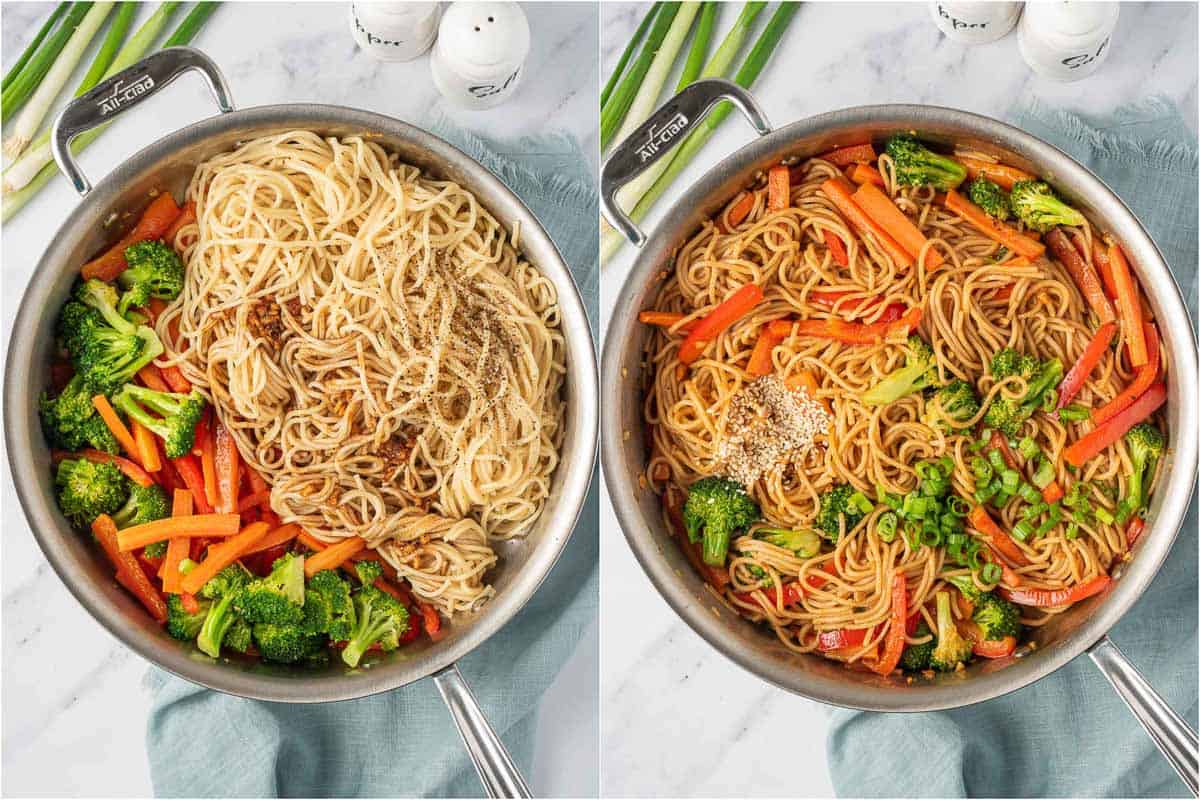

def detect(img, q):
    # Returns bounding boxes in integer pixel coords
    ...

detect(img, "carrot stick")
[747,328,783,376]
[1091,239,1119,300]
[956,156,1034,190]
[90,394,141,462]
[180,522,272,595]
[243,523,303,556]
[160,365,191,393]
[717,191,755,233]
[1093,323,1159,426]
[131,420,161,473]
[821,177,914,269]
[678,284,764,365]
[298,530,327,552]
[944,189,1045,259]
[171,455,213,514]
[163,200,196,248]
[53,448,155,487]
[785,370,831,414]
[198,421,219,509]
[1045,228,1115,324]
[117,513,243,551]
[1108,243,1147,367]
[852,182,944,268]
[136,364,172,393]
[823,230,849,266]
[144,297,168,325]
[160,490,193,593]
[304,536,367,577]
[81,193,181,281]
[847,162,885,187]
[639,310,698,333]
[213,420,239,514]
[93,515,168,623]
[819,142,876,166]
[767,165,790,211]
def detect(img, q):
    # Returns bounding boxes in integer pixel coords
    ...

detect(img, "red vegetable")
[1092,323,1159,426]
[1108,243,1147,367]
[973,636,1017,659]
[869,573,908,675]
[1057,322,1117,409]
[93,514,168,623]
[767,165,790,211]
[969,505,1030,566]
[1045,228,1115,325]
[678,284,764,364]
[771,305,921,345]
[213,420,240,514]
[1126,516,1146,549]
[818,142,877,166]
[171,455,214,514]
[818,627,868,652]
[1000,575,1111,607]
[1066,382,1166,466]
[81,193,181,281]
[822,230,850,266]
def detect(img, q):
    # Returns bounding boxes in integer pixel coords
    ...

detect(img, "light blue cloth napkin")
[828,99,1198,799]
[144,122,599,799]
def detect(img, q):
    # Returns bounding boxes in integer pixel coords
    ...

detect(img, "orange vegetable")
[822,230,849,266]
[163,200,196,248]
[1126,517,1146,549]
[772,305,922,345]
[852,182,944,268]
[197,418,219,509]
[243,523,303,556]
[144,297,168,325]
[179,521,272,595]
[160,490,193,593]
[943,189,1045,259]
[53,448,155,487]
[136,364,172,393]
[131,420,162,473]
[1044,228,1115,324]
[419,602,444,641]
[213,420,239,514]
[171,455,213,514]
[638,311,697,333]
[767,165,790,211]
[81,193,181,281]
[821,177,914,269]
[988,430,1063,506]
[956,155,1034,190]
[1041,482,1065,505]
[973,635,1017,659]
[1107,243,1147,367]
[870,574,908,676]
[969,505,1030,566]
[91,395,139,462]
[1093,324,1159,426]
[717,191,755,233]
[117,513,242,551]
[303,536,366,577]
[847,162,886,187]
[678,284,764,365]
[93,515,168,623]
[244,465,272,511]
[1091,239,1119,300]
[819,142,876,166]
[746,327,783,376]
[160,365,191,393]
[1066,383,1166,467]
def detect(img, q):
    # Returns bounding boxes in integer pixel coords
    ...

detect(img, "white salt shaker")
[430,1,530,110]
[1018,2,1119,81]
[348,2,441,63]
[929,1,1022,44]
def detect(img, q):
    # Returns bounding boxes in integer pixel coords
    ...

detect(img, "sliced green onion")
[1031,456,1056,489]
[1036,506,1063,537]
[1022,501,1048,520]
[937,456,955,476]
[2,3,69,91]
[1000,469,1021,493]
[1058,403,1091,422]
[968,438,987,454]
[988,449,1007,472]
[1017,436,1040,460]
[1012,518,1035,542]
[1018,483,1042,505]
[849,490,874,515]
[993,488,1014,508]
[965,544,984,571]
[1093,506,1115,526]
[1042,389,1058,413]
[975,482,998,505]
[1065,522,1080,540]
[877,512,898,542]
[946,495,970,517]
[980,562,1002,584]
[970,456,993,482]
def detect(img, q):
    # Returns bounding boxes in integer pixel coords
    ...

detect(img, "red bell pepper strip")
[973,635,1017,659]
[1092,323,1159,426]
[717,191,756,234]
[733,563,838,610]
[180,593,201,615]
[678,284,765,364]
[817,627,869,652]
[163,200,196,247]
[171,454,214,514]
[136,364,172,392]
[1057,322,1118,409]
[1066,382,1167,467]
[747,328,784,376]
[823,231,850,267]
[1045,228,1116,324]
[969,504,1030,566]
[52,448,156,487]
[160,365,192,393]
[213,420,240,514]
[420,602,444,641]
[818,142,877,166]
[1000,575,1111,608]
[870,573,908,675]
[81,192,181,281]
[1126,516,1146,549]
[93,514,168,623]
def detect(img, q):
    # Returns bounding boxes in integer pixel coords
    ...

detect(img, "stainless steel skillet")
[5,48,599,798]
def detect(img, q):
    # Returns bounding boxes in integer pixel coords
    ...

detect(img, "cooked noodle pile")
[157,132,566,616]
[643,153,1165,664]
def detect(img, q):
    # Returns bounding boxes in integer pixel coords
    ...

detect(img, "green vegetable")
[676,2,716,91]
[929,591,973,672]
[354,559,383,587]
[883,134,967,191]
[983,348,1063,437]
[926,379,981,431]
[683,476,761,565]
[162,1,220,47]
[899,620,935,671]
[1117,423,1165,524]
[862,336,937,406]
[77,278,135,334]
[111,482,170,529]
[972,593,1021,641]
[55,456,127,528]
[599,1,682,149]
[1009,180,1085,232]
[2,3,69,92]
[342,584,410,668]
[752,527,820,557]
[112,384,205,458]
[197,563,253,657]
[1058,403,1091,422]
[235,553,306,625]
[0,2,92,120]
[303,569,356,641]
[39,374,120,454]
[601,2,659,109]
[166,593,210,640]
[816,484,870,541]
[966,178,1010,220]
[252,621,325,664]
[75,2,136,96]
[116,240,185,315]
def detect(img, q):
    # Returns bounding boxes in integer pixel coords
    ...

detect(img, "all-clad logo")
[99,74,155,115]
[636,112,688,163]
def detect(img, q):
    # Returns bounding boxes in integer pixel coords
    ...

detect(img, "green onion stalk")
[600,1,778,264]
[599,2,681,151]
[1,2,92,119]
[2,2,220,223]
[1,2,69,92]
[675,1,716,92]
[600,2,659,111]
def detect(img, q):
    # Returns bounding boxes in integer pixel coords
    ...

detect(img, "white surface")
[0,3,598,798]
[597,2,1197,797]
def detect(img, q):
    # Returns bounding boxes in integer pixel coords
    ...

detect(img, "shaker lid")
[1027,1,1119,36]
[438,2,530,75]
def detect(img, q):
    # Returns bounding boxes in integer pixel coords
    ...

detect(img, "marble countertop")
[0,3,597,797]
[598,2,1197,797]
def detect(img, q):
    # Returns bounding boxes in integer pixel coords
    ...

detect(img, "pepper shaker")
[349,2,441,63]
[1018,2,1119,81]
[929,1,1022,44]
[430,1,530,110]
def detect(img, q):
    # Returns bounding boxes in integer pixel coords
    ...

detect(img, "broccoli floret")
[116,241,185,316]
[354,559,383,586]
[74,324,164,395]
[927,380,981,431]
[752,527,822,557]
[946,574,984,603]
[112,385,205,458]
[884,134,967,191]
[111,483,170,529]
[929,590,974,672]
[1117,423,1165,524]
[682,476,761,566]
[983,397,1022,438]
[966,178,1011,220]
[197,564,253,658]
[1010,180,1086,233]
[76,278,135,335]
[253,621,326,664]
[166,594,211,640]
[224,618,254,653]
[304,569,356,641]
[55,458,128,529]
[234,553,306,625]
[342,585,410,668]
[863,336,937,406]
[984,349,1064,436]
[144,541,168,558]
[989,347,1035,381]
[972,593,1021,641]
[57,300,104,356]
[816,484,872,541]
[899,620,935,672]
[39,375,120,454]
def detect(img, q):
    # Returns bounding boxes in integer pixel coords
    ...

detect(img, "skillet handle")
[433,663,532,798]
[51,47,235,197]
[1089,635,1199,795]
[600,78,771,248]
